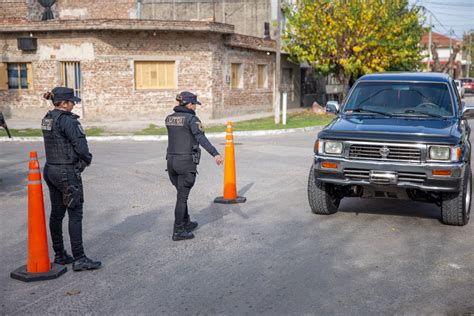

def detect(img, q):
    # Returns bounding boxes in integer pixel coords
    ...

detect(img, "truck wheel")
[308,165,340,215]
[441,169,471,226]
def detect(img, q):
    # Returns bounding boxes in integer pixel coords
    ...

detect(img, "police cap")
[51,87,81,104]
[176,91,201,105]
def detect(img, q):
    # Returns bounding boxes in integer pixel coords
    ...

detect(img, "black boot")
[72,256,102,271]
[184,219,199,232]
[172,224,194,241]
[54,251,74,265]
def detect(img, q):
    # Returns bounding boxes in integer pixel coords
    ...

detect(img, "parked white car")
[455,79,465,98]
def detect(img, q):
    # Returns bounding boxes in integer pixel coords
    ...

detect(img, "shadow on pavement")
[338,197,440,220]
[195,182,255,228]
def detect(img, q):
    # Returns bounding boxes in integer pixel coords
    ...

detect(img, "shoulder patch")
[41,118,53,131]
[77,124,85,135]
[196,121,204,132]
[166,116,185,127]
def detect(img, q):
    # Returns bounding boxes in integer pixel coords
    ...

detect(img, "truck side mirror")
[462,104,474,119]
[326,101,339,114]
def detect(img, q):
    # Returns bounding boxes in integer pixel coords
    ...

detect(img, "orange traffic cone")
[11,151,67,282]
[214,122,246,204]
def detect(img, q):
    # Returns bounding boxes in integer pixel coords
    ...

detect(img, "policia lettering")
[166,91,221,241]
[41,87,101,271]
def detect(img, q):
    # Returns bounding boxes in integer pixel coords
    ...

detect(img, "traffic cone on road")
[10,151,67,282]
[214,122,246,204]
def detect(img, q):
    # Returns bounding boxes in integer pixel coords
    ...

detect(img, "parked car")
[460,78,474,93]
[454,79,465,98]
[309,72,473,226]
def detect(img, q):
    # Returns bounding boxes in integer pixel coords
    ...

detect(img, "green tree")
[283,0,425,94]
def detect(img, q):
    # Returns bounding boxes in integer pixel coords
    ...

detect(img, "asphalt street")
[1,97,474,315]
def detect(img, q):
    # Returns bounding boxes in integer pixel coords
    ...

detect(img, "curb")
[0,125,323,142]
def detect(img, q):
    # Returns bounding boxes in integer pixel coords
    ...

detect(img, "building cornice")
[0,19,235,34]
[224,34,276,53]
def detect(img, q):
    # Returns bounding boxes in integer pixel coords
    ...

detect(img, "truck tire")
[441,169,471,226]
[308,165,340,215]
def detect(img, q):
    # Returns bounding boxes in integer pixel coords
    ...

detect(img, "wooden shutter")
[258,65,266,88]
[26,63,33,90]
[231,64,240,88]
[135,61,175,90]
[165,62,175,88]
[0,63,7,90]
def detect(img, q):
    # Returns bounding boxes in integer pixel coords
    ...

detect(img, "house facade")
[0,0,301,122]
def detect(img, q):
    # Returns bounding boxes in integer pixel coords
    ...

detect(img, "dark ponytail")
[43,91,54,101]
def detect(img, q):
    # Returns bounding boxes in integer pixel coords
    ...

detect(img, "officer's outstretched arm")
[61,116,93,164]
[190,116,219,157]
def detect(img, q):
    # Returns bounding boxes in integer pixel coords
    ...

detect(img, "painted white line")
[0,126,323,142]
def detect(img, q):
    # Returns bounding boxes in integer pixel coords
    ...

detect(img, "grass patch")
[206,111,333,133]
[133,124,167,136]
[0,127,106,138]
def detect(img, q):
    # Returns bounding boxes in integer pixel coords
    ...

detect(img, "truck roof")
[358,72,451,83]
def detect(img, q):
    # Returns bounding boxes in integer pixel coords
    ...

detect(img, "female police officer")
[41,87,101,271]
[166,91,222,241]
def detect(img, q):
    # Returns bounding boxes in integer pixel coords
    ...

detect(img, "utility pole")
[274,0,281,124]
[468,30,472,77]
[449,29,453,77]
[427,13,432,72]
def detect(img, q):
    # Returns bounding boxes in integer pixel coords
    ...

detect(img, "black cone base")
[214,196,247,204]
[11,263,67,282]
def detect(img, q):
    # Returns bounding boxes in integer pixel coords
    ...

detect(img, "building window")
[60,62,81,98]
[257,64,268,88]
[0,62,33,90]
[231,63,243,89]
[135,61,176,90]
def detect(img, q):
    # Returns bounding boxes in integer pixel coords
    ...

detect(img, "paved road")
[1,125,474,314]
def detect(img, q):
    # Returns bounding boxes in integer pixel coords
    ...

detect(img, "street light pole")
[274,0,281,124]
[427,13,432,72]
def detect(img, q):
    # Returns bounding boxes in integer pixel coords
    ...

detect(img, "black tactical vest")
[41,110,77,165]
[165,111,198,155]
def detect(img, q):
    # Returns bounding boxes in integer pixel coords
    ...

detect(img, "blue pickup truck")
[309,72,474,226]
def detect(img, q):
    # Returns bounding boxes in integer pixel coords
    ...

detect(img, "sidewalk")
[6,108,308,132]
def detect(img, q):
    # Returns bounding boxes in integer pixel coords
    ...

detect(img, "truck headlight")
[429,146,450,160]
[324,141,343,155]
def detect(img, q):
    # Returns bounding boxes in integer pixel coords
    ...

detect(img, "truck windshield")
[344,81,454,117]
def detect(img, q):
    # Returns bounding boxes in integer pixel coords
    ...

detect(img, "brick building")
[0,0,301,122]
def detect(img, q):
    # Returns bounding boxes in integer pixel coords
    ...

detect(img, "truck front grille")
[344,168,427,184]
[348,144,422,162]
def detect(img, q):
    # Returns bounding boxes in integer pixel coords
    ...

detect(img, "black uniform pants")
[167,155,197,226]
[44,163,85,259]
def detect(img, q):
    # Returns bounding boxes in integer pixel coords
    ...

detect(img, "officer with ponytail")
[41,87,101,271]
[166,91,222,241]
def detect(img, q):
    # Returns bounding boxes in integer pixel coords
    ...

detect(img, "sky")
[410,0,474,40]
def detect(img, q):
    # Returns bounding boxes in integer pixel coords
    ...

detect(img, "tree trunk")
[430,42,461,74]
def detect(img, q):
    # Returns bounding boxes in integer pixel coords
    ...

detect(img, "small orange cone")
[11,151,67,282]
[214,122,246,204]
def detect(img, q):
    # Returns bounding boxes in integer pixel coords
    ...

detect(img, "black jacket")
[165,106,219,157]
[41,109,92,165]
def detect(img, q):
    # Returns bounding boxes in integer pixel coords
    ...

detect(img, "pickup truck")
[308,72,473,225]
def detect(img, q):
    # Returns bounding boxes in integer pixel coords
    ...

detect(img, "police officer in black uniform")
[41,87,101,271]
[166,91,222,241]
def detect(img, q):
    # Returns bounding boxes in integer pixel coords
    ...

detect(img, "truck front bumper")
[313,155,466,192]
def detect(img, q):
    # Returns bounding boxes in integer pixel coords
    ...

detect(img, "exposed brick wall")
[0,0,28,20]
[57,0,137,20]
[0,30,276,122]
[212,42,275,118]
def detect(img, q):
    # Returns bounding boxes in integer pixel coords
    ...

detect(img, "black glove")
[76,160,89,172]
